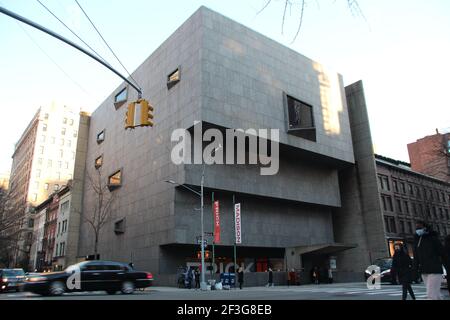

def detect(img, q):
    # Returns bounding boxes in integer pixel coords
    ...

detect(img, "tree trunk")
[94,233,99,260]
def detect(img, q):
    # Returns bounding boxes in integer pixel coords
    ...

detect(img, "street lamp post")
[165,144,221,291]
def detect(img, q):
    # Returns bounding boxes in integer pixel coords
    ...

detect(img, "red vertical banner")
[213,200,220,244]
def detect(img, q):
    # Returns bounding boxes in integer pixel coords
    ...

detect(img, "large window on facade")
[114,218,125,234]
[286,95,316,142]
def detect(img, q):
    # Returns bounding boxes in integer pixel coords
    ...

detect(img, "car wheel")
[121,281,135,294]
[106,290,117,295]
[49,281,65,296]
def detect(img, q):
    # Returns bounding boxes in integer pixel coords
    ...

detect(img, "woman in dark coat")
[392,245,416,300]
[237,267,244,290]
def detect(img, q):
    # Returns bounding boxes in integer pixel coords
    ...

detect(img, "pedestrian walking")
[413,221,446,300]
[266,268,274,287]
[444,235,450,295]
[237,267,244,290]
[186,267,193,289]
[327,268,333,284]
[392,244,416,300]
[311,266,319,285]
[194,267,200,289]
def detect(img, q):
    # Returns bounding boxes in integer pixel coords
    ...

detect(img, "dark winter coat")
[268,270,273,283]
[392,250,413,284]
[238,270,244,283]
[413,230,445,274]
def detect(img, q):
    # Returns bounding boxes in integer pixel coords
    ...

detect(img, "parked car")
[0,269,26,293]
[24,260,153,296]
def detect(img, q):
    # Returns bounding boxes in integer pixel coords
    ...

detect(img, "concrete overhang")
[294,243,357,256]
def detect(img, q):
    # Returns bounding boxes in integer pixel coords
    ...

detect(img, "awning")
[293,243,357,256]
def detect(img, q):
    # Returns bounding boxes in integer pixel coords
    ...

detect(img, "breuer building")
[77,7,389,285]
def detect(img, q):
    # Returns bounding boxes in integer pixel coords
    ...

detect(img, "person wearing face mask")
[413,221,445,300]
[392,244,416,300]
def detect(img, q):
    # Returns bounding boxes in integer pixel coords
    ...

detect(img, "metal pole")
[233,194,237,289]
[200,164,206,290]
[0,6,142,97]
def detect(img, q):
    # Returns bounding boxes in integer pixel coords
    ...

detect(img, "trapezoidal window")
[114,87,128,109]
[167,68,180,89]
[108,170,122,191]
[286,94,316,142]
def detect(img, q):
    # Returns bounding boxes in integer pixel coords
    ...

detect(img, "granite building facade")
[77,7,388,285]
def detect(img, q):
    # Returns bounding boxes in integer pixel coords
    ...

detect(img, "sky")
[0,0,449,175]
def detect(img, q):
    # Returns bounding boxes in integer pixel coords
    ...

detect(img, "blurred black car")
[364,257,421,285]
[24,260,153,296]
[0,269,26,293]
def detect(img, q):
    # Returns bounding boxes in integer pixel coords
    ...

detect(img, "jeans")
[422,274,442,300]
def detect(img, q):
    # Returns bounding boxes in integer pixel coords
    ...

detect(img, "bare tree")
[0,186,27,267]
[257,0,365,42]
[81,169,116,259]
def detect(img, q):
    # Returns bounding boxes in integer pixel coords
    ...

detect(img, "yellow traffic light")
[125,103,135,129]
[139,99,154,127]
[124,99,154,129]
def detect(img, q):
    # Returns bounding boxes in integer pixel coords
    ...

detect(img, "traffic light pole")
[0,5,142,98]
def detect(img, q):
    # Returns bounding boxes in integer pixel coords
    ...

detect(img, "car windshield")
[374,259,392,269]
[3,269,25,277]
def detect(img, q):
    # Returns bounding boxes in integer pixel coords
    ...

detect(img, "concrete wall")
[333,81,388,281]
[199,7,354,164]
[77,8,205,274]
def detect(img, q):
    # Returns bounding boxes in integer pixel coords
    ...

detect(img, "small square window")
[95,155,103,169]
[114,218,126,235]
[97,130,105,144]
[42,124,47,132]
[108,170,122,190]
[167,68,180,89]
[63,118,67,124]
[69,119,74,126]
[61,128,66,135]
[44,113,49,120]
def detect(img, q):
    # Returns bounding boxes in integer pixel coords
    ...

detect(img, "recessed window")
[167,68,180,89]
[44,113,49,120]
[61,128,66,135]
[63,118,67,124]
[108,170,122,190]
[95,155,103,169]
[114,87,127,103]
[114,218,125,235]
[43,124,47,132]
[286,94,316,142]
[73,130,78,138]
[97,130,105,144]
[69,119,74,126]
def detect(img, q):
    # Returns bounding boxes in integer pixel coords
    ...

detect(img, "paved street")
[1,283,449,300]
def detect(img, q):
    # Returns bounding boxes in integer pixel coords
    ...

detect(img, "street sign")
[196,237,208,248]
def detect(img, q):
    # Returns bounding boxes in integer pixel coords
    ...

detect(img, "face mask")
[416,228,426,236]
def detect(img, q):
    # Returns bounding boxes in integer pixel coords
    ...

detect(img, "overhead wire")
[74,0,141,91]
[35,0,111,68]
